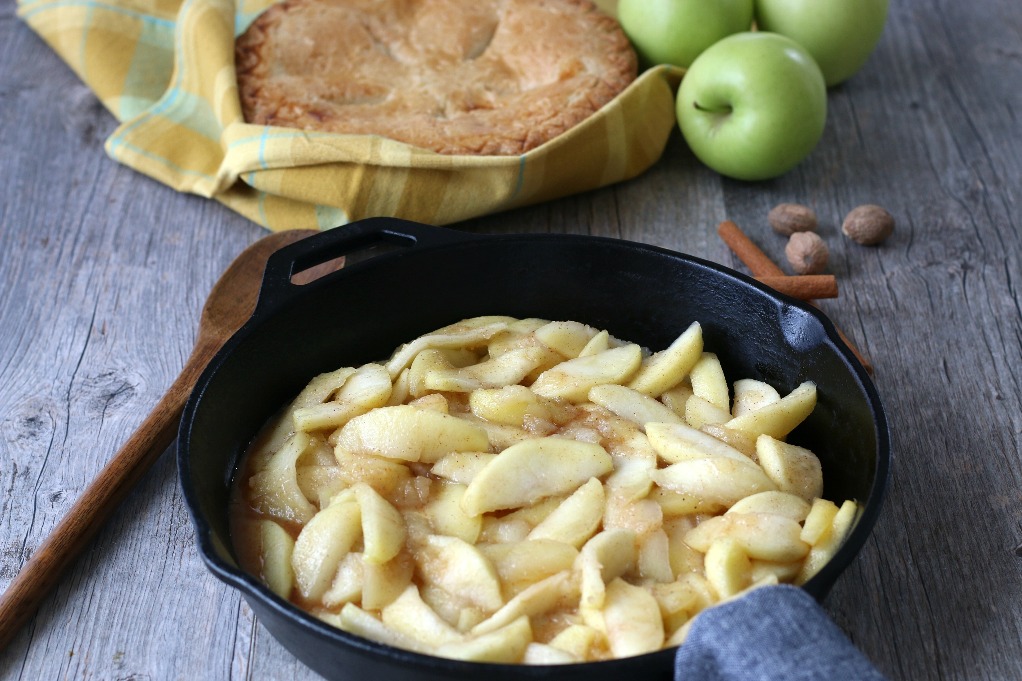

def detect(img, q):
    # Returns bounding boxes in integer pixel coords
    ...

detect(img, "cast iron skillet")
[178,217,890,681]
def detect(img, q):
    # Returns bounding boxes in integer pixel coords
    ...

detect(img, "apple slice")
[430,452,496,484]
[664,517,706,576]
[602,578,664,657]
[646,421,752,464]
[750,558,803,584]
[468,384,565,427]
[627,321,702,396]
[660,384,694,418]
[689,352,729,411]
[523,643,578,665]
[704,537,752,599]
[248,432,318,525]
[684,394,732,428]
[577,528,638,628]
[425,482,482,544]
[322,552,364,608]
[409,349,479,395]
[462,346,555,387]
[638,528,675,583]
[651,573,715,633]
[684,512,810,563]
[292,363,392,432]
[352,482,405,564]
[755,434,824,502]
[461,437,613,516]
[724,381,817,439]
[407,392,451,413]
[413,346,554,395]
[472,570,577,636]
[381,585,465,647]
[796,500,858,584]
[290,366,358,411]
[245,366,354,471]
[434,615,532,663]
[534,320,600,358]
[295,464,348,508]
[605,454,657,503]
[531,344,643,403]
[386,367,411,406]
[385,318,512,377]
[416,535,504,612]
[480,540,578,598]
[335,405,490,463]
[800,497,840,545]
[362,551,415,610]
[257,520,295,599]
[651,456,776,511]
[334,449,411,499]
[291,500,362,601]
[548,624,600,659]
[727,490,812,522]
[578,330,612,356]
[334,603,429,654]
[588,383,684,428]
[527,477,605,547]
[731,378,781,417]
[699,423,758,458]
[485,317,549,357]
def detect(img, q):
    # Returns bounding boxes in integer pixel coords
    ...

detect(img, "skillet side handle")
[256,218,478,312]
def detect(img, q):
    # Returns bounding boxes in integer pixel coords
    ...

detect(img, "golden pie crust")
[236,0,637,155]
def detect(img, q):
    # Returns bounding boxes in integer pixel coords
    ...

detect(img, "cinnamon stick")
[754,275,838,300]
[718,220,785,277]
[717,220,873,374]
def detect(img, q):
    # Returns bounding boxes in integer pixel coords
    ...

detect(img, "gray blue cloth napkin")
[675,585,887,680]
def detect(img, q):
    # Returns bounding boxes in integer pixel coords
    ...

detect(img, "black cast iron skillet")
[178,217,890,681]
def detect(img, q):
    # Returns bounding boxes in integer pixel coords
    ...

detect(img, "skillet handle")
[257,218,479,312]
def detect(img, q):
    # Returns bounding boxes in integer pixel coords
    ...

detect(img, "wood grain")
[2,1,1022,680]
[0,228,320,652]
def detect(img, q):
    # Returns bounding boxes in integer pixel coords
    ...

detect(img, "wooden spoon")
[0,228,334,651]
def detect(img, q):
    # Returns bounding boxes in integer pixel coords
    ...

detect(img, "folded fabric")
[18,0,683,231]
[676,584,888,681]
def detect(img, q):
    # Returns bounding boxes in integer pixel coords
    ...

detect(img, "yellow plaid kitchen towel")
[18,0,682,231]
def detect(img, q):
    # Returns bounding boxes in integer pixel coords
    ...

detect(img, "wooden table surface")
[2,1,1020,679]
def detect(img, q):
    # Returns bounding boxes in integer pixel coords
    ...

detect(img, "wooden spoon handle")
[0,337,218,651]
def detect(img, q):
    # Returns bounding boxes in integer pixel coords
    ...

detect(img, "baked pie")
[236,0,638,155]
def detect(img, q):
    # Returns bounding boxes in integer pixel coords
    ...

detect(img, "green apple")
[617,0,754,69]
[755,0,889,86]
[675,32,827,181]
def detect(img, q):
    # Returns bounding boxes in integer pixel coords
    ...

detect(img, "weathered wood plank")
[0,17,265,681]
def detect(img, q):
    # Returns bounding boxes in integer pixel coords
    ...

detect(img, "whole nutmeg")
[768,203,818,235]
[785,231,829,274]
[842,204,895,245]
